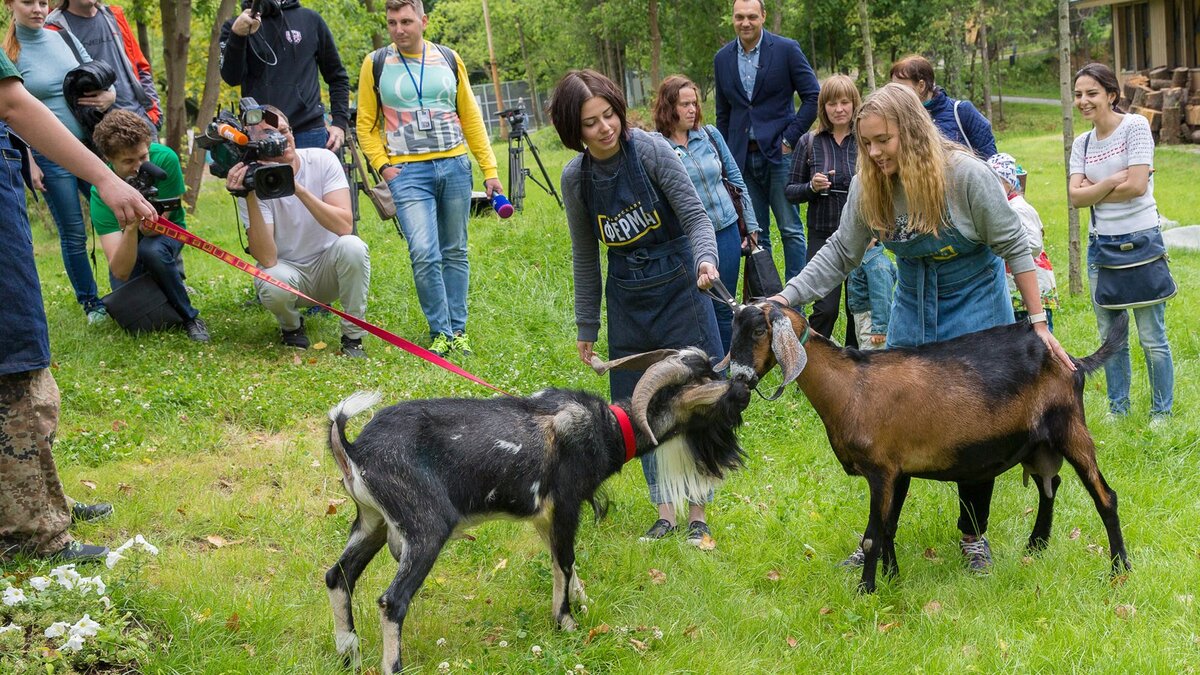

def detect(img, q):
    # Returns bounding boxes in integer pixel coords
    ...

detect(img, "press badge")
[416,108,433,131]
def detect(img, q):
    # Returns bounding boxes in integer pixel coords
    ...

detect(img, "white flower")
[531,644,543,656]
[498,640,508,648]
[105,550,125,569]
[28,577,51,592]
[133,534,159,555]
[76,576,106,596]
[70,615,101,638]
[1,587,25,606]
[60,634,86,652]
[99,596,112,610]
[50,565,81,590]
[0,623,22,635]
[436,637,447,646]
[44,622,70,638]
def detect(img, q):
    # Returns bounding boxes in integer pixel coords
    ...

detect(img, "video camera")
[498,106,528,135]
[197,97,295,199]
[126,161,181,215]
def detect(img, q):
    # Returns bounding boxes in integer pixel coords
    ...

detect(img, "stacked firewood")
[1121,67,1200,144]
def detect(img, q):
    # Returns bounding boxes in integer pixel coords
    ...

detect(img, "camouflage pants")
[0,369,71,558]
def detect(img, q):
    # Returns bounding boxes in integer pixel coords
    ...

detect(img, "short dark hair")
[92,109,153,160]
[653,75,702,136]
[889,55,936,94]
[1074,62,1123,113]
[548,69,627,153]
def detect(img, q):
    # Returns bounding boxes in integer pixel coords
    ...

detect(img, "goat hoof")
[856,580,877,594]
[1026,537,1049,553]
[557,614,578,631]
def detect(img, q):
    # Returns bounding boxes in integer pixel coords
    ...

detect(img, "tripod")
[500,104,562,212]
[342,108,404,237]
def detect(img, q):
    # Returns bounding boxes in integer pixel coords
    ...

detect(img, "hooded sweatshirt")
[219,0,350,133]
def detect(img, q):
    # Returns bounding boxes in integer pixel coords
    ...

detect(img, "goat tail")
[327,391,382,478]
[1073,311,1130,377]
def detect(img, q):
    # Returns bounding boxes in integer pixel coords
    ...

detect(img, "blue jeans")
[388,155,473,338]
[32,151,99,313]
[744,150,806,279]
[1087,250,1174,416]
[712,224,742,354]
[110,234,199,321]
[291,126,329,150]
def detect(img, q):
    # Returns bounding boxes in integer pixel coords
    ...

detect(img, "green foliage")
[11,102,1200,672]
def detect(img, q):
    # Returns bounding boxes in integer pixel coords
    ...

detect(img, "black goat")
[726,301,1130,592]
[324,348,749,673]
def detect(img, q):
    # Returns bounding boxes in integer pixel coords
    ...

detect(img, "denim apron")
[0,121,51,374]
[882,222,1014,348]
[582,136,722,401]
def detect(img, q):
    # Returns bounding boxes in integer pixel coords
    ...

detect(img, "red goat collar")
[609,405,637,464]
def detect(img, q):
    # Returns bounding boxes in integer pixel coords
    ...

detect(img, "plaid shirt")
[784,130,857,235]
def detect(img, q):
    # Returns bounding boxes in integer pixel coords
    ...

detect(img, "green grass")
[6,110,1200,673]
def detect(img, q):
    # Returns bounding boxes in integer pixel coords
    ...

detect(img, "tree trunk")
[980,16,992,120]
[857,0,875,90]
[364,0,383,50]
[1058,0,1081,294]
[772,0,782,34]
[159,0,191,153]
[184,0,237,212]
[137,20,152,66]
[649,0,661,87]
[516,19,543,126]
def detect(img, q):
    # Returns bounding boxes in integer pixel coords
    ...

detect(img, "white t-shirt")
[1069,113,1157,236]
[1009,194,1043,255]
[238,148,349,265]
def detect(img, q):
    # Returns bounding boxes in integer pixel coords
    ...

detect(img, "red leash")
[145,215,511,396]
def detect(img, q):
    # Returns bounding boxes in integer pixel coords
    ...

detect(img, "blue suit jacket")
[713,31,820,169]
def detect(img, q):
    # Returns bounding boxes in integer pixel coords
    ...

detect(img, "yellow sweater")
[356,41,498,180]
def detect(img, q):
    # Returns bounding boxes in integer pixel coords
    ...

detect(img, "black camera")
[197,97,295,200]
[498,106,527,135]
[126,161,181,215]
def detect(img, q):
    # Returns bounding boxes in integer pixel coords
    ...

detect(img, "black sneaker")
[685,520,713,547]
[281,320,310,349]
[838,546,866,568]
[638,518,675,541]
[51,541,109,563]
[185,317,210,342]
[960,536,993,573]
[340,335,366,359]
[71,502,113,523]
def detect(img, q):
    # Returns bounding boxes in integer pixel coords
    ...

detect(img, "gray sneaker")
[638,518,675,541]
[960,536,993,573]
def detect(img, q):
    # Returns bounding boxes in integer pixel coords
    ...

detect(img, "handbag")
[742,245,783,299]
[367,179,396,220]
[1090,228,1177,310]
[101,273,186,334]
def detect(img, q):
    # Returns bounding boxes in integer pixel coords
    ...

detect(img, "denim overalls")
[582,136,722,505]
[0,121,51,374]
[882,223,1014,348]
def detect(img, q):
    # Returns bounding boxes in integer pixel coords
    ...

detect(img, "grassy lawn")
[4,104,1200,673]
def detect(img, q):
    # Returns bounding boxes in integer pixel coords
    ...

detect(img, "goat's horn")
[589,349,679,376]
[630,356,694,445]
[765,304,807,400]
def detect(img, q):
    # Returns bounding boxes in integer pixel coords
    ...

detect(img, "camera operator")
[219,0,350,152]
[90,110,208,342]
[356,0,502,358]
[227,105,370,358]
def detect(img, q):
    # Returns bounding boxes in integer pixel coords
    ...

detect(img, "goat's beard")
[653,435,723,515]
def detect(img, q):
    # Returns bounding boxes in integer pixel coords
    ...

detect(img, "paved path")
[991,95,1060,106]
[1163,225,1200,251]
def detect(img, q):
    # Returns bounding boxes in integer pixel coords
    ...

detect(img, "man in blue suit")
[714,0,819,281]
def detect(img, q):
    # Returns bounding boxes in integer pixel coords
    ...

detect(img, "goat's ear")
[590,349,679,375]
[768,305,807,388]
[675,380,731,413]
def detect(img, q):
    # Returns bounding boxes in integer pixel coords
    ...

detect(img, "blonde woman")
[767,83,1070,573]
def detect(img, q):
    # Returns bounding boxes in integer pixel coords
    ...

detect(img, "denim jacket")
[665,125,759,234]
[847,245,897,334]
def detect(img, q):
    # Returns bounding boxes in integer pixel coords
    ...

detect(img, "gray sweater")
[781,152,1034,307]
[562,128,718,342]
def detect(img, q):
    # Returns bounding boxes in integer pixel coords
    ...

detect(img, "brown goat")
[726,301,1130,592]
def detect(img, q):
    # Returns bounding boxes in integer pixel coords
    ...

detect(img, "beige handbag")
[368,179,396,220]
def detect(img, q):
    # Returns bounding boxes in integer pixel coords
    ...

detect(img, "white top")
[1069,113,1157,236]
[1009,194,1043,255]
[238,148,349,265]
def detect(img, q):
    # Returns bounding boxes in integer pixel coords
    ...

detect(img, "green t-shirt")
[90,143,186,235]
[0,51,21,80]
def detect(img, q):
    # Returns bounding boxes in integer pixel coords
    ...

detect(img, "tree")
[857,0,875,89]
[159,0,192,153]
[1057,0,1081,294]
[184,0,238,211]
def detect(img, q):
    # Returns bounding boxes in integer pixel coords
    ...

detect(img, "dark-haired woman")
[1068,62,1173,423]
[549,69,723,546]
[654,74,758,352]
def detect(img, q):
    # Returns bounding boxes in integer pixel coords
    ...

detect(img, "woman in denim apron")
[550,70,724,546]
[770,84,1073,573]
[1068,63,1173,423]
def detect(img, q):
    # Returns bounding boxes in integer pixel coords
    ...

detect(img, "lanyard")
[398,42,426,107]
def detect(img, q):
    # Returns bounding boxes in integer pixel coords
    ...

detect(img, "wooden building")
[1074,0,1198,71]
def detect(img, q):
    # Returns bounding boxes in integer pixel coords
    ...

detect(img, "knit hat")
[986,153,1020,192]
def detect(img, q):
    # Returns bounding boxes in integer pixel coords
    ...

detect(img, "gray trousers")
[0,369,71,558]
[255,235,371,340]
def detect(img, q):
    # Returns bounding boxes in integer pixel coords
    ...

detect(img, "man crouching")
[227,105,370,358]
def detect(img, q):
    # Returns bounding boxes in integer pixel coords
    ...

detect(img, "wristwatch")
[1028,312,1048,324]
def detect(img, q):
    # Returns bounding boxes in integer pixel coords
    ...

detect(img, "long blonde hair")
[3,1,22,62]
[855,83,968,237]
